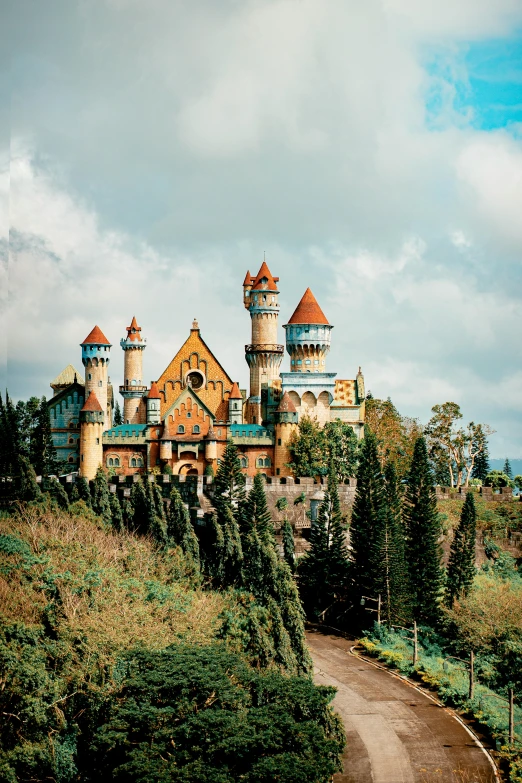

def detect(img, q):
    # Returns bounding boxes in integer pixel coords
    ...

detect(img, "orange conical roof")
[243,270,254,286]
[148,381,160,399]
[250,261,279,292]
[125,316,142,341]
[287,288,329,325]
[229,382,242,399]
[81,391,103,412]
[81,325,111,345]
[277,391,297,413]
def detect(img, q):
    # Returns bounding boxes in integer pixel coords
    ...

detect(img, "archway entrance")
[179,463,199,476]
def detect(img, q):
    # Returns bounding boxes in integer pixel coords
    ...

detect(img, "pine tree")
[30,397,59,477]
[146,479,167,545]
[109,491,124,532]
[381,462,411,624]
[446,490,477,607]
[503,458,513,479]
[471,432,490,482]
[113,401,123,426]
[404,436,443,626]
[76,476,91,507]
[350,429,389,609]
[246,473,273,542]
[129,480,150,534]
[281,520,295,572]
[47,477,69,509]
[18,456,41,502]
[166,487,200,563]
[211,442,244,586]
[90,467,112,524]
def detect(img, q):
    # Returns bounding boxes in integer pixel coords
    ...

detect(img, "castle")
[48,262,366,481]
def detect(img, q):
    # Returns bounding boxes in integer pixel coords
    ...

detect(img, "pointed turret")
[120,316,147,424]
[79,391,104,481]
[287,288,329,325]
[147,380,161,425]
[284,289,333,373]
[81,325,111,428]
[228,382,243,425]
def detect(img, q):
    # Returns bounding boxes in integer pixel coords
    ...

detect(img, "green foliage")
[113,400,123,426]
[47,477,70,510]
[281,520,295,572]
[30,397,59,478]
[485,470,514,489]
[472,431,490,481]
[514,475,522,491]
[92,645,344,783]
[504,458,513,479]
[90,467,112,525]
[381,462,411,624]
[404,437,443,626]
[167,487,200,565]
[109,491,123,532]
[446,491,477,606]
[365,396,422,479]
[287,417,358,480]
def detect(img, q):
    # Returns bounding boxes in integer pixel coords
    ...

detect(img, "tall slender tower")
[243,261,283,424]
[81,326,111,428]
[120,316,147,424]
[79,391,104,480]
[283,288,333,372]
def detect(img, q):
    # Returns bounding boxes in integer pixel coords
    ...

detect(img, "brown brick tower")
[79,391,104,480]
[243,261,284,424]
[120,316,147,424]
[274,392,298,477]
[81,326,111,428]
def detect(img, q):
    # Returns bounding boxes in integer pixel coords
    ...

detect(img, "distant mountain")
[489,459,522,477]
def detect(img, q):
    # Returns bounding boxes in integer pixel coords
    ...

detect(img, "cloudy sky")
[1,0,521,456]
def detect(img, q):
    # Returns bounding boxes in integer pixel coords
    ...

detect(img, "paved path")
[307,630,497,783]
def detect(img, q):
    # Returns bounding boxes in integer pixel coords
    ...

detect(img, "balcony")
[245,344,284,354]
[119,384,149,394]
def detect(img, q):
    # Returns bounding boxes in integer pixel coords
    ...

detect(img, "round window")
[186,371,204,390]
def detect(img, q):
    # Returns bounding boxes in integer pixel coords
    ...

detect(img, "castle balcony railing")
[119,384,149,394]
[245,344,284,354]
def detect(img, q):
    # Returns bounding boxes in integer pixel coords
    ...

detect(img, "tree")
[503,458,513,479]
[146,480,167,545]
[425,402,494,488]
[365,397,421,478]
[76,476,91,507]
[109,491,123,531]
[323,419,359,480]
[299,461,349,619]
[166,487,199,563]
[246,472,273,542]
[92,645,344,783]
[281,520,295,572]
[210,441,245,586]
[113,400,123,426]
[471,429,490,482]
[90,467,112,525]
[381,462,411,625]
[403,437,443,626]
[514,475,522,492]
[446,490,477,607]
[349,429,389,612]
[30,397,59,477]
[286,417,325,477]
[47,477,69,510]
[129,480,150,534]
[485,470,513,489]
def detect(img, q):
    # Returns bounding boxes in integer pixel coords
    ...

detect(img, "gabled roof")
[50,364,85,388]
[286,288,329,325]
[163,385,216,424]
[276,391,297,413]
[148,381,160,399]
[250,261,279,292]
[81,391,103,412]
[81,325,111,345]
[229,382,242,400]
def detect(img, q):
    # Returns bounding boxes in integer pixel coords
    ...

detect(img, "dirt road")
[307,629,497,783]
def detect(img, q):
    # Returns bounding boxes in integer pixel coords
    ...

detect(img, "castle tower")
[243,261,284,424]
[283,288,333,373]
[274,392,298,477]
[228,382,243,425]
[160,418,173,464]
[205,427,217,465]
[79,391,104,480]
[120,316,147,424]
[146,381,161,425]
[81,326,111,428]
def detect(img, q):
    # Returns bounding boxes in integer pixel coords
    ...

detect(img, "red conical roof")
[229,382,242,399]
[81,391,103,412]
[148,381,160,399]
[277,392,297,413]
[243,270,254,286]
[126,316,142,342]
[287,288,329,325]
[81,325,111,345]
[250,261,279,291]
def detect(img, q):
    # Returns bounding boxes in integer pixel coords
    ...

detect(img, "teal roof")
[104,424,147,437]
[230,424,271,438]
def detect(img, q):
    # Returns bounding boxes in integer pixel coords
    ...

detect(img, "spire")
[229,382,242,399]
[148,381,161,399]
[81,390,103,412]
[250,260,279,291]
[287,288,329,325]
[81,325,111,345]
[243,269,254,286]
[276,391,297,413]
[125,316,142,342]
[191,318,199,331]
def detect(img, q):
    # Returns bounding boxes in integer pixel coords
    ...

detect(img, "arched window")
[240,456,248,469]
[193,425,200,434]
[114,457,120,467]
[256,457,264,468]
[264,457,271,468]
[178,424,185,434]
[186,412,191,418]
[136,457,144,467]
[68,437,74,444]
[108,458,114,467]
[68,456,75,463]
[130,458,136,467]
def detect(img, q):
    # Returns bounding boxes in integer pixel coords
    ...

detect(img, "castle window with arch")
[256,456,271,468]
[240,456,248,468]
[186,412,191,418]
[193,425,200,434]
[178,425,185,434]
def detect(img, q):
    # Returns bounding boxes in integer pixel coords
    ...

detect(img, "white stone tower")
[120,316,147,424]
[81,325,111,428]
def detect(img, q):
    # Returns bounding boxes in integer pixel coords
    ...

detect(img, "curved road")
[307,630,497,783]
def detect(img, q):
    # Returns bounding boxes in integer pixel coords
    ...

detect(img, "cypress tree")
[146,479,167,545]
[297,491,329,618]
[446,490,477,607]
[18,456,41,502]
[381,462,411,624]
[472,434,490,482]
[166,487,200,563]
[404,436,443,626]
[129,480,149,534]
[281,520,295,572]
[503,458,513,479]
[90,467,112,524]
[30,397,58,477]
[76,476,91,507]
[113,401,123,426]
[246,473,273,542]
[350,429,389,608]
[47,477,69,510]
[211,442,244,586]
[109,491,124,532]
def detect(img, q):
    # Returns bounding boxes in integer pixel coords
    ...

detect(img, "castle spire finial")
[191,318,199,331]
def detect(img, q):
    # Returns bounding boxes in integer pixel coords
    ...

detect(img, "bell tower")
[243,261,284,424]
